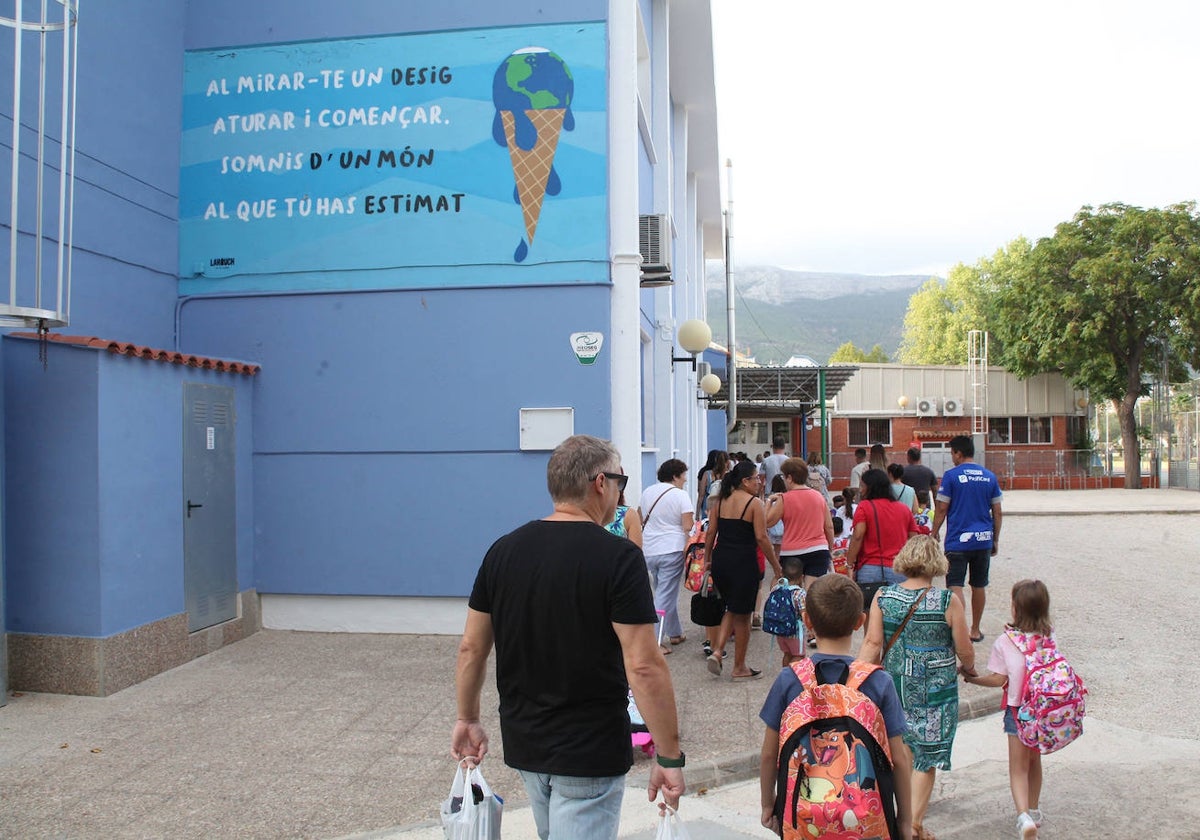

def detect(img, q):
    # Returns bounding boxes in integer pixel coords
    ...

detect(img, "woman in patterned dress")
[860,535,976,840]
[604,470,642,547]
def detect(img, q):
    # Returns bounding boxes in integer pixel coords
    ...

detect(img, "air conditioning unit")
[942,396,965,416]
[639,214,673,287]
[915,397,938,417]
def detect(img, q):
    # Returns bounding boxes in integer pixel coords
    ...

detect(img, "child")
[770,556,807,667]
[758,574,913,840]
[962,580,1053,839]
[767,475,787,559]
[829,516,852,577]
[913,489,932,535]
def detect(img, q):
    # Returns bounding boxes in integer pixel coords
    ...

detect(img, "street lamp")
[671,319,712,371]
[699,372,722,397]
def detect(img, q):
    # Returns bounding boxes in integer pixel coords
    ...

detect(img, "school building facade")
[1,0,722,696]
[725,363,1105,490]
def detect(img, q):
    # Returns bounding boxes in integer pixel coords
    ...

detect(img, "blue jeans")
[855,563,906,585]
[645,550,686,638]
[517,770,625,840]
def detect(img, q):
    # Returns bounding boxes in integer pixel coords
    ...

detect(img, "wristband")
[656,750,686,768]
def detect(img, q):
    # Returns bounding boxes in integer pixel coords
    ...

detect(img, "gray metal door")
[183,383,237,632]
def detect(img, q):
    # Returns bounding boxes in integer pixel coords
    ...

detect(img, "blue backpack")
[762,579,804,636]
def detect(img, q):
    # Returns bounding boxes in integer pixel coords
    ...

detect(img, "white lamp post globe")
[677,319,712,355]
[897,395,910,409]
[699,373,722,395]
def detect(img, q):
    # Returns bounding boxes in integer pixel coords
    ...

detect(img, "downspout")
[608,0,643,491]
[724,159,737,434]
[819,368,829,464]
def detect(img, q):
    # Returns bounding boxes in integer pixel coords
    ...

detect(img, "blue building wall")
[3,339,256,638]
[5,0,724,653]
[179,284,613,596]
[4,343,102,636]
[47,0,181,346]
[184,0,607,48]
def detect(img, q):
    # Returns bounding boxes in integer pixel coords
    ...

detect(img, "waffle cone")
[501,109,565,245]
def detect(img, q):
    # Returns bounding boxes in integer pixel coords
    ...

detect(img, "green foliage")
[990,204,1200,400]
[896,241,1029,365]
[987,203,1200,486]
[827,342,889,364]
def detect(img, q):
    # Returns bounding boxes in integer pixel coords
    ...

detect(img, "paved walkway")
[1,489,1198,838]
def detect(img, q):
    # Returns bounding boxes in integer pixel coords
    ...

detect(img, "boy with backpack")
[762,556,807,666]
[758,574,912,840]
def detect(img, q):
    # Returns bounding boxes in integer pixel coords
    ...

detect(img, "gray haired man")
[452,434,684,839]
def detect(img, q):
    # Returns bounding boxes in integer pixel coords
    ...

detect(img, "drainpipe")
[608,0,642,491]
[819,368,829,463]
[724,159,737,435]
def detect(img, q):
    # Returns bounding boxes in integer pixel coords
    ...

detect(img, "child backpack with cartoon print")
[1006,628,1087,754]
[775,658,898,840]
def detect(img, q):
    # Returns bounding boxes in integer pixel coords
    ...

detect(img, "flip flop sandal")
[912,823,938,840]
[669,635,687,645]
[970,633,985,643]
[731,667,763,680]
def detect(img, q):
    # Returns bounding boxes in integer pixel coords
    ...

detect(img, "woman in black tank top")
[702,460,781,679]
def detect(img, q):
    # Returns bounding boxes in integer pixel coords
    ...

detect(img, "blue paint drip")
[514,239,529,262]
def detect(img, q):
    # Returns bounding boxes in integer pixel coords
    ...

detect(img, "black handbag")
[856,500,888,611]
[690,573,725,627]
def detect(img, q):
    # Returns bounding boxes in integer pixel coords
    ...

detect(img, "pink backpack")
[1005,629,1087,754]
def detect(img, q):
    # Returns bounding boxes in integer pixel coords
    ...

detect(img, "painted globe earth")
[492,48,574,114]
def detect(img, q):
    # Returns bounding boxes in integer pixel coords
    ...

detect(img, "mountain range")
[703,264,936,365]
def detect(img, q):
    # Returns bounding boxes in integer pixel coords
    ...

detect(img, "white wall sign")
[570,331,604,365]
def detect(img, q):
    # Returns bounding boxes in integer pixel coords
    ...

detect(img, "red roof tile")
[9,332,260,376]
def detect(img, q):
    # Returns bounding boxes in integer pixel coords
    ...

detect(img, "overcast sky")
[710,1,1200,278]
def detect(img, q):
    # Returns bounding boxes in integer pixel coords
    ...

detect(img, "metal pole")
[724,159,737,434]
[8,0,23,306]
[819,368,828,463]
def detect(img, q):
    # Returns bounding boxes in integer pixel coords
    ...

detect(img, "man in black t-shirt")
[452,435,685,839]
[901,446,937,495]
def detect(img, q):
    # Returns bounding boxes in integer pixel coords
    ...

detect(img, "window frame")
[847,418,892,448]
[987,416,1053,445]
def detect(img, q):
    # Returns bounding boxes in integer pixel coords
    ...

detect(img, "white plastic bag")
[655,805,692,840]
[440,762,503,840]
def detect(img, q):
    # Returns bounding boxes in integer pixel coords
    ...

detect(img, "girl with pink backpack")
[962,579,1087,840]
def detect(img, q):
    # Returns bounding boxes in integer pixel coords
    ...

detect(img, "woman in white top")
[887,462,919,513]
[638,458,694,649]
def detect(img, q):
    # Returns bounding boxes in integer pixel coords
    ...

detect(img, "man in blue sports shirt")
[930,435,1002,644]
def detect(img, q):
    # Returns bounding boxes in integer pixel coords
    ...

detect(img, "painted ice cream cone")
[492,47,575,262]
[501,108,565,246]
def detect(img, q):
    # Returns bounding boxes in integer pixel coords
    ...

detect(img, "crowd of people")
[450,433,1071,840]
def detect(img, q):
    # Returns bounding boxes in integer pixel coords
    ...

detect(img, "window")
[847,418,891,447]
[988,417,1052,444]
[728,419,791,452]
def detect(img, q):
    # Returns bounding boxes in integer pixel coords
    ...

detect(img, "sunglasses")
[593,471,629,492]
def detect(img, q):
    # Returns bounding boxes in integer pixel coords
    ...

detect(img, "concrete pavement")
[2,489,1199,838]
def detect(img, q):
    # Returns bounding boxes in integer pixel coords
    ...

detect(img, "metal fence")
[988,448,1154,489]
[827,447,1155,491]
[1168,410,1200,491]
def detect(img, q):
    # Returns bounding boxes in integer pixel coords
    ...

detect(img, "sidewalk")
[1,489,1198,838]
[372,715,1200,839]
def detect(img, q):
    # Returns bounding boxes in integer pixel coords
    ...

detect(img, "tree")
[828,342,889,364]
[896,241,1029,364]
[990,203,1200,488]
